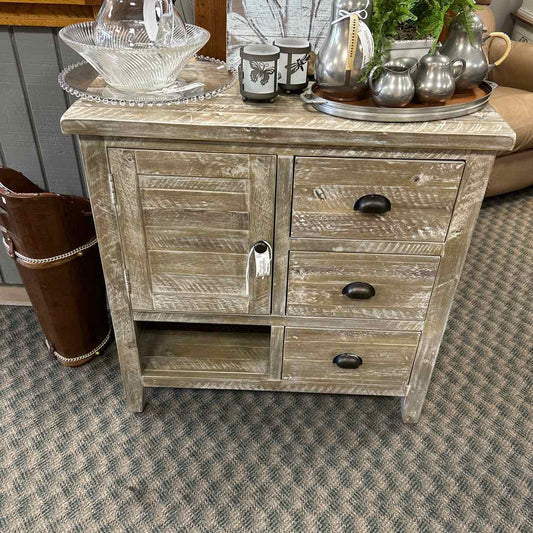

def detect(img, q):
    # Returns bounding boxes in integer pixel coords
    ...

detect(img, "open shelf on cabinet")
[138,322,272,382]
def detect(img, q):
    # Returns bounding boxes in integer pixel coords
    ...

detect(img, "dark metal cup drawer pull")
[333,353,363,369]
[354,194,392,214]
[342,282,376,300]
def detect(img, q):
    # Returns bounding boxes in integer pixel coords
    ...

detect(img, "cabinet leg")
[401,393,425,424]
[125,381,145,412]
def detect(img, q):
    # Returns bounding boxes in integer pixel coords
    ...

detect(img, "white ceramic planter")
[387,39,433,60]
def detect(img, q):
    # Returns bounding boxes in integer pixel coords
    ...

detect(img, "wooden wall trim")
[0,2,102,27]
[0,285,31,306]
[195,0,226,60]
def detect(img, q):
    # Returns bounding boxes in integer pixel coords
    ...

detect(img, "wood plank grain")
[290,238,445,256]
[150,250,247,277]
[146,227,249,253]
[152,273,243,295]
[139,175,248,193]
[0,1,101,5]
[0,4,95,26]
[272,155,293,315]
[139,324,270,378]
[283,328,420,387]
[143,207,250,230]
[141,372,408,397]
[292,157,464,242]
[135,149,253,179]
[287,252,440,321]
[61,77,516,152]
[402,152,497,423]
[109,148,153,310]
[269,326,284,380]
[80,138,145,411]
[247,155,276,315]
[152,293,253,314]
[195,0,226,60]
[141,187,248,212]
[133,310,426,332]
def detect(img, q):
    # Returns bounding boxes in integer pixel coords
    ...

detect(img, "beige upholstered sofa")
[478,4,533,196]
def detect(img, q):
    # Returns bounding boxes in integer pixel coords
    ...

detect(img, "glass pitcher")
[94,0,186,48]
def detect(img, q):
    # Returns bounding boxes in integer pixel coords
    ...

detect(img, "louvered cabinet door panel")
[292,157,464,242]
[109,148,276,314]
[287,251,440,320]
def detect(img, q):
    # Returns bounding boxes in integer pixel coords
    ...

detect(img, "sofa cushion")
[491,86,533,153]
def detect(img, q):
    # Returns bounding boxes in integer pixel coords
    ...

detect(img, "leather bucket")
[0,168,110,366]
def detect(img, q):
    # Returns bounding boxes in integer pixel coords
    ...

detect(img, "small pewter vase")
[441,12,512,93]
[368,58,416,107]
[316,0,374,101]
[414,50,465,104]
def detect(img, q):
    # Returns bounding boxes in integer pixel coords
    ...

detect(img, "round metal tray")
[58,55,236,107]
[301,81,496,122]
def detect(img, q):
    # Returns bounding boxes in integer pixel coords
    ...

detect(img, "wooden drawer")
[283,328,420,388]
[287,251,440,320]
[291,157,464,242]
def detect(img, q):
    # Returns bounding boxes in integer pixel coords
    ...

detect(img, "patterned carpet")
[1,188,532,533]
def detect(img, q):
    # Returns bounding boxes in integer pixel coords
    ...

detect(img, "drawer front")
[292,157,464,242]
[283,328,420,387]
[109,148,276,314]
[287,251,440,320]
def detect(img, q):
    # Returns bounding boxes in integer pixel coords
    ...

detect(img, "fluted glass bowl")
[59,22,210,92]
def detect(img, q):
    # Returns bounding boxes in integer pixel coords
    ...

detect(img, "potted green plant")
[369,0,478,67]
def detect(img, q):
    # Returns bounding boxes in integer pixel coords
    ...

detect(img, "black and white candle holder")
[239,44,280,102]
[273,38,311,93]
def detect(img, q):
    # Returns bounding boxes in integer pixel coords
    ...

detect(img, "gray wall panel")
[0,0,194,285]
[13,27,84,196]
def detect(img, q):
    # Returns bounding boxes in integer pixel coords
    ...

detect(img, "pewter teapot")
[441,11,511,92]
[316,0,374,101]
[414,50,465,105]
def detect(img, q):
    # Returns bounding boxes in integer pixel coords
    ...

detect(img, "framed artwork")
[227,0,331,64]
[195,0,332,64]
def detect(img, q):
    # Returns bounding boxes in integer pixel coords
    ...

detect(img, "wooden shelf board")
[138,322,272,380]
[0,3,97,26]
[0,1,101,5]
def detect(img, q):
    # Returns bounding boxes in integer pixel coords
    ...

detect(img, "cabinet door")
[108,148,276,314]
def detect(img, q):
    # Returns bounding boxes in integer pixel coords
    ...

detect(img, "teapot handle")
[368,65,380,94]
[483,32,512,70]
[450,58,466,80]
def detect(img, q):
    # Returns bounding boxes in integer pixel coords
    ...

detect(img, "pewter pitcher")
[368,58,416,107]
[441,11,512,92]
[316,0,373,101]
[415,50,465,104]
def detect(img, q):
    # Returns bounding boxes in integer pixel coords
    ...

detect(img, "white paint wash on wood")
[68,87,513,422]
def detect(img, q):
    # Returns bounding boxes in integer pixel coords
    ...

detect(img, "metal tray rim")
[301,81,495,123]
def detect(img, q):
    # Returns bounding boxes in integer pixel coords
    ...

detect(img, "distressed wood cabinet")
[61,85,514,423]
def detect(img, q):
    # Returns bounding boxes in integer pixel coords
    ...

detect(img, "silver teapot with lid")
[441,11,512,93]
[414,50,465,104]
[316,0,374,101]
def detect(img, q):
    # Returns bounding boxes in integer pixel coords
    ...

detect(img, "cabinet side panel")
[402,152,496,423]
[79,138,144,411]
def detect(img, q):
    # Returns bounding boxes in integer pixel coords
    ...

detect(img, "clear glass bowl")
[59,22,209,93]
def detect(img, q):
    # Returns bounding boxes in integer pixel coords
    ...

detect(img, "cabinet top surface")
[61,81,515,152]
